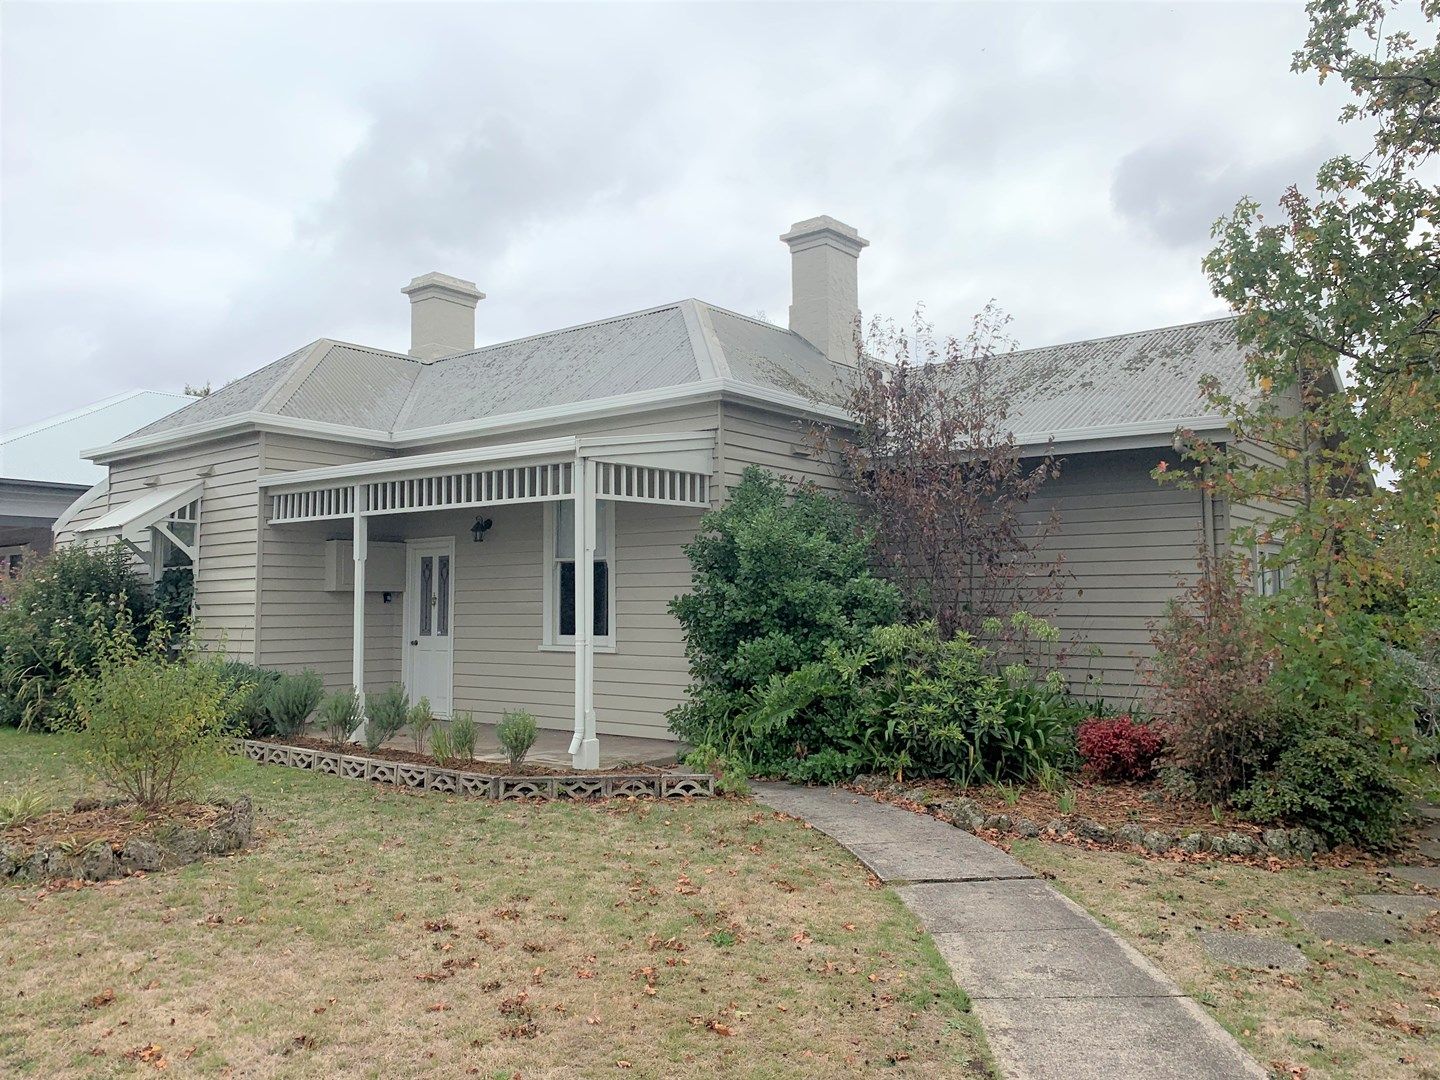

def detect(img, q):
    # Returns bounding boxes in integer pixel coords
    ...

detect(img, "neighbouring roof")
[1,389,191,484]
[100,302,1250,458]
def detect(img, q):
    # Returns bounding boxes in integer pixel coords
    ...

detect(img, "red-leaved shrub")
[1076,715,1168,782]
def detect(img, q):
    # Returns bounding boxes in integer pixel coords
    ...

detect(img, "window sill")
[537,643,618,655]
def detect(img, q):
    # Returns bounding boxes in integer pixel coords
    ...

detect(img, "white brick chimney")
[401,272,485,360]
[779,215,869,366]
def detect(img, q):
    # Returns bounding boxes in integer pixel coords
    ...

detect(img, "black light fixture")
[470,516,493,543]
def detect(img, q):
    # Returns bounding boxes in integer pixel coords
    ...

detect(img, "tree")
[1197,0,1439,586]
[829,304,1064,641]
[1160,0,1438,736]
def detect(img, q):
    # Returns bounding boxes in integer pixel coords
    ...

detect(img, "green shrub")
[264,670,324,737]
[0,789,50,829]
[431,714,477,767]
[407,697,435,754]
[364,683,410,752]
[0,544,157,730]
[684,745,751,796]
[448,711,477,763]
[1233,725,1406,849]
[668,467,902,757]
[71,622,236,808]
[746,621,1079,784]
[210,661,281,737]
[496,709,537,766]
[317,687,362,747]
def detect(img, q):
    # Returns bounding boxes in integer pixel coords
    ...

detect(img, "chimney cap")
[401,271,485,307]
[779,215,869,257]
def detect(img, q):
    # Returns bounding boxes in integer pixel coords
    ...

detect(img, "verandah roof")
[258,433,715,524]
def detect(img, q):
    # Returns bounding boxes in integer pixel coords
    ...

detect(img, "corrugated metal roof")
[99,302,1249,452]
[278,344,421,429]
[703,306,848,404]
[393,303,701,431]
[128,344,312,438]
[981,317,1245,438]
[996,316,1244,440]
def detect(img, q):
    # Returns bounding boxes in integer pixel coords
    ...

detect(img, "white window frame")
[541,499,617,651]
[1255,547,1284,597]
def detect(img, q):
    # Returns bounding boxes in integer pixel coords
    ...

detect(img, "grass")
[1010,839,1440,1079]
[0,730,989,1078]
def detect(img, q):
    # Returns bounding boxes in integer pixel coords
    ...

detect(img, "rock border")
[849,778,1329,860]
[233,739,715,800]
[1,796,254,885]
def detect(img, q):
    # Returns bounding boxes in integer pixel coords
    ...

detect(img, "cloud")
[0,1,1370,430]
[1111,136,1337,249]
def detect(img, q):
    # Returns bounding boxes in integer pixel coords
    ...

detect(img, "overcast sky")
[1,1,1364,431]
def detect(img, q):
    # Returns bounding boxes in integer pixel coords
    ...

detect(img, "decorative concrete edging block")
[498,777,556,801]
[340,755,368,780]
[427,768,459,794]
[231,740,712,803]
[662,775,715,798]
[457,773,494,798]
[607,776,658,798]
[365,760,399,785]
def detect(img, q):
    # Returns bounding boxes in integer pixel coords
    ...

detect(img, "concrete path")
[754,783,1263,1080]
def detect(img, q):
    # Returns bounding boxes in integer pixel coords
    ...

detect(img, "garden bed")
[236,739,713,800]
[1,796,254,883]
[262,735,666,777]
[848,776,1426,866]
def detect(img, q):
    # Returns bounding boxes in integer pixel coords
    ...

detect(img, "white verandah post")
[350,483,368,744]
[570,456,600,770]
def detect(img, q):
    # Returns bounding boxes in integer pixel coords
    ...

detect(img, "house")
[57,216,1260,767]
[1,390,189,572]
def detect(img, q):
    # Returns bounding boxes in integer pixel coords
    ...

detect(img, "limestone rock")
[120,837,163,872]
[1142,830,1174,854]
[1115,824,1147,848]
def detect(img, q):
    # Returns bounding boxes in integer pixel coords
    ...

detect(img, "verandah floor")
[367,720,681,769]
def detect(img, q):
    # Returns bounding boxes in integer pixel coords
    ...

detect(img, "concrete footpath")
[753,782,1264,1080]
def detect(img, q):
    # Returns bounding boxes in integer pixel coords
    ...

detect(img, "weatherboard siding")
[255,433,397,687]
[1021,448,1210,702]
[59,434,264,657]
[718,402,847,492]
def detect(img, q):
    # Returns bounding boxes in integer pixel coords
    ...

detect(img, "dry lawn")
[1011,838,1440,1079]
[0,731,989,1079]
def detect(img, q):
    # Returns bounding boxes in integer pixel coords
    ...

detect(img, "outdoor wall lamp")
[470,517,493,543]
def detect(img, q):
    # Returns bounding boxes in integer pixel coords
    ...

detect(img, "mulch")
[948,780,1268,836]
[2,801,226,855]
[872,779,1423,871]
[260,736,667,777]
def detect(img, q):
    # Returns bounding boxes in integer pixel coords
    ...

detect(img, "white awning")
[77,481,203,544]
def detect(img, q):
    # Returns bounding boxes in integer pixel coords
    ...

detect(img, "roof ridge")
[682,300,732,382]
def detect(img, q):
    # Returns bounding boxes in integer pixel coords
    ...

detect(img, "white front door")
[403,538,455,718]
